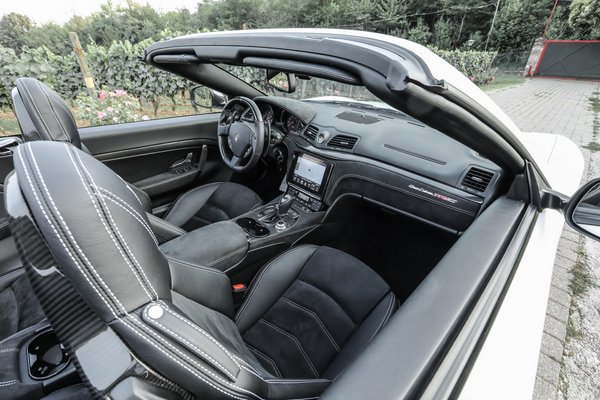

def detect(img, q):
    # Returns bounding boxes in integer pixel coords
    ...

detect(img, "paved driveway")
[489,78,600,400]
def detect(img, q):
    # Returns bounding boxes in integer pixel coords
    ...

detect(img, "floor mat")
[323,207,458,303]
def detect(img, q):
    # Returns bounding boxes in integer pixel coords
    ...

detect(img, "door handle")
[170,152,193,170]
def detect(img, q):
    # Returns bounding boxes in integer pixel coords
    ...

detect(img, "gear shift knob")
[277,194,294,216]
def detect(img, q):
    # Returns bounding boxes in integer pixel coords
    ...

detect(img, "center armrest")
[159,221,248,272]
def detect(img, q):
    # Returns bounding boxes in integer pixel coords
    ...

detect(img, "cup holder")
[237,218,270,237]
[27,330,70,380]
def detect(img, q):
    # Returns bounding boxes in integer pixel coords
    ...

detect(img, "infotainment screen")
[288,153,332,195]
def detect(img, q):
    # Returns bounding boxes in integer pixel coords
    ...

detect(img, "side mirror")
[190,86,227,109]
[565,178,600,240]
[266,70,296,93]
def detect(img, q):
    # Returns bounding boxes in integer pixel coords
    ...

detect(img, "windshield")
[218,64,385,105]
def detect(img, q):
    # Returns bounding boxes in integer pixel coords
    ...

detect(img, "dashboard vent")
[328,135,358,150]
[461,167,495,193]
[304,125,319,141]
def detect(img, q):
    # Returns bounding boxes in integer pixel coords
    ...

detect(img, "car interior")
[0,32,534,400]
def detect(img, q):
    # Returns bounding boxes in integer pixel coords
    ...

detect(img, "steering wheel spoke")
[230,155,241,167]
[217,124,229,136]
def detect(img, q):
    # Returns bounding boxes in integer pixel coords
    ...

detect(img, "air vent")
[327,135,358,150]
[461,167,495,193]
[304,125,319,141]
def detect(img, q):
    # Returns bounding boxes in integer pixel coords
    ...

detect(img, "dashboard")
[242,96,504,232]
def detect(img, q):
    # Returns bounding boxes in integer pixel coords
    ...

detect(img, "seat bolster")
[168,257,234,318]
[162,182,221,227]
[147,214,186,244]
[235,245,319,333]
[125,183,152,213]
[323,292,398,380]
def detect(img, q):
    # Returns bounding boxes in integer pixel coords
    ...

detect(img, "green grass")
[570,243,593,297]
[0,111,19,136]
[480,74,526,92]
[583,141,600,152]
[589,94,600,113]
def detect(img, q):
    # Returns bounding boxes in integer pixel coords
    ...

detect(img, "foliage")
[0,46,58,108]
[407,18,432,45]
[431,47,498,85]
[375,0,408,34]
[568,0,600,40]
[491,0,553,52]
[23,23,71,55]
[0,0,597,59]
[433,18,454,50]
[74,88,149,126]
[0,13,33,51]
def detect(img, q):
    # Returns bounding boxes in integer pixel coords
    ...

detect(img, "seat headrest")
[12,78,82,149]
[9,141,171,322]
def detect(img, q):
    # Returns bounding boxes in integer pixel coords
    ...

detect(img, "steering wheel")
[217,97,265,173]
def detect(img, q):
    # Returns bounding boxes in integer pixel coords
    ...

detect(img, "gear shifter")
[276,193,294,217]
[273,194,296,232]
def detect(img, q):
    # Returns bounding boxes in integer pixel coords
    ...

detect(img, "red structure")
[533,40,600,80]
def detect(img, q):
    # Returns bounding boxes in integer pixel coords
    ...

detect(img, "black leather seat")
[7,141,398,399]
[11,77,262,231]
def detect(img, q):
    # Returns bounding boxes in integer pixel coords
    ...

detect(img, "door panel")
[79,113,233,208]
[0,140,21,280]
[0,141,19,240]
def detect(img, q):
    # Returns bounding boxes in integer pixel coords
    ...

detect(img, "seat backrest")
[11,141,169,321]
[12,78,82,149]
[7,141,270,399]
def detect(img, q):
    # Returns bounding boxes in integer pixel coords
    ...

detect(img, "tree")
[375,0,408,35]
[0,13,33,52]
[491,0,553,52]
[341,0,375,30]
[23,23,71,55]
[433,17,454,49]
[406,18,432,44]
[545,5,570,40]
[568,0,600,40]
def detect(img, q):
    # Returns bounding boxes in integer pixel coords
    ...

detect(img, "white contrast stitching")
[120,317,251,400]
[19,145,126,315]
[66,147,155,302]
[21,144,254,399]
[73,148,159,301]
[142,307,237,381]
[97,188,158,247]
[0,380,19,387]
[162,307,241,369]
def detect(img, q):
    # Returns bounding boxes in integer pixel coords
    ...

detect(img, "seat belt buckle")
[232,283,247,304]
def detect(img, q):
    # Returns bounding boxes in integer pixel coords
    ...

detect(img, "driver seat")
[11,77,262,232]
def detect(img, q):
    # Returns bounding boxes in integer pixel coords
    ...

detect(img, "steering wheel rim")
[217,97,265,173]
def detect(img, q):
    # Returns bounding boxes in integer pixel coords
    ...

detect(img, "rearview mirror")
[266,70,296,93]
[190,86,227,109]
[565,178,600,240]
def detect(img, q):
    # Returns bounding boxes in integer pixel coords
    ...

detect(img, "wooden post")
[69,32,97,98]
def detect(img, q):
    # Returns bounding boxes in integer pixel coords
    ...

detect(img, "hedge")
[0,41,498,109]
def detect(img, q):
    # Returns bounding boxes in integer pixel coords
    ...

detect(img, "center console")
[236,151,333,238]
[161,151,332,276]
